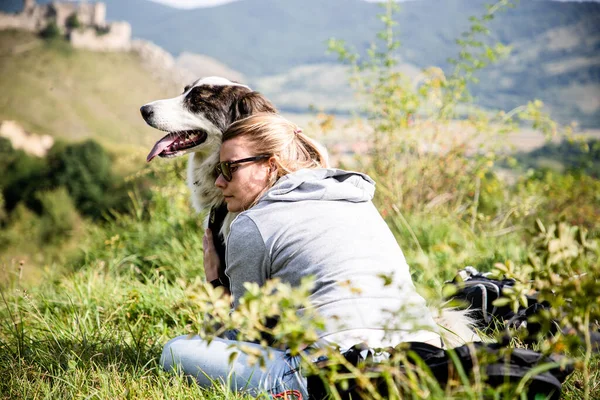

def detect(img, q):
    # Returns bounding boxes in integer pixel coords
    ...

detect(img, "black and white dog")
[141,76,277,282]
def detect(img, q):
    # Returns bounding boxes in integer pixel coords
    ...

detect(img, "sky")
[147,0,598,8]
[147,0,239,7]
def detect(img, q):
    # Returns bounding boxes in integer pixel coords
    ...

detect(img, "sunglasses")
[215,155,271,182]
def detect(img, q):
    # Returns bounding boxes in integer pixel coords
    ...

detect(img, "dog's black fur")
[141,77,277,284]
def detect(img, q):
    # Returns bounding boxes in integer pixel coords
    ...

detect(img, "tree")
[46,139,114,219]
[65,13,81,30]
[39,21,61,39]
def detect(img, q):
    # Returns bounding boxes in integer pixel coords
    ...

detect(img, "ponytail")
[222,113,329,184]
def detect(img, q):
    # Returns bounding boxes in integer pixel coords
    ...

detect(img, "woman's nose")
[215,173,227,189]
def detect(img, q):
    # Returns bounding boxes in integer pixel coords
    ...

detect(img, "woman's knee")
[160,335,190,372]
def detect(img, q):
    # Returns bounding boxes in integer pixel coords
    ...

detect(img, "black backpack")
[443,266,557,339]
[306,341,573,400]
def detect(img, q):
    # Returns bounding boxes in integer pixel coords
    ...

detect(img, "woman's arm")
[226,215,269,308]
[203,228,231,296]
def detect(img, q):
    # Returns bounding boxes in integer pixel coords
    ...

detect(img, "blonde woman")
[161,113,442,399]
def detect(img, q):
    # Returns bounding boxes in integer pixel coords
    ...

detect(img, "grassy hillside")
[0,30,170,150]
[0,30,181,282]
[2,1,599,127]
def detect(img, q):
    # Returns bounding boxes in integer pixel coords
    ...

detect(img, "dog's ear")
[231,91,277,121]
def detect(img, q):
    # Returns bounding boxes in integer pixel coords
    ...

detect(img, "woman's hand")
[203,228,221,282]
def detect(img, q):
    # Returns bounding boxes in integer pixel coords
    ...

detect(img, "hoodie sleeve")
[225,214,270,309]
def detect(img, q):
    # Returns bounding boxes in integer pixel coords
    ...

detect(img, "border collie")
[141,76,277,278]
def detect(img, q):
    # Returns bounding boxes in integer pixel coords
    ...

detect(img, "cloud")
[147,0,597,9]
[146,0,421,9]
[146,0,241,8]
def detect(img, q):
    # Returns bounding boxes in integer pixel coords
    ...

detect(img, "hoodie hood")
[260,168,375,204]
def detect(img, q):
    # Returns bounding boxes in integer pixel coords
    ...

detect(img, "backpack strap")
[208,203,230,290]
[444,266,544,333]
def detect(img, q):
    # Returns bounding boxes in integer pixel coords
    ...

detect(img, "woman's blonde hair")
[222,113,328,185]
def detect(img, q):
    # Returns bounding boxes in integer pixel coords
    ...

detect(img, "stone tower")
[23,0,36,13]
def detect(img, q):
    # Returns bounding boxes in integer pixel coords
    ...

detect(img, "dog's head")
[141,76,276,162]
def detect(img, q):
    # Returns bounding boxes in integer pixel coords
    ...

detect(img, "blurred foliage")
[326,0,563,230]
[78,158,206,281]
[0,138,155,260]
[1,139,149,221]
[0,0,599,399]
[47,139,116,219]
[39,21,60,40]
[514,138,600,178]
[515,170,600,230]
[65,14,80,30]
[0,137,50,214]
[36,187,81,245]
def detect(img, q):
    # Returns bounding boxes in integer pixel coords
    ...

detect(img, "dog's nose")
[140,105,153,121]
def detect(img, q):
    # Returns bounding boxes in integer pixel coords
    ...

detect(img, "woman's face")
[215,136,272,212]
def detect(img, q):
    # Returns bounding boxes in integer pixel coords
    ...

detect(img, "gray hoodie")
[225,168,438,348]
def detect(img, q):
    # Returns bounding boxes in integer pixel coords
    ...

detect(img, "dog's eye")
[190,87,213,99]
[183,85,190,93]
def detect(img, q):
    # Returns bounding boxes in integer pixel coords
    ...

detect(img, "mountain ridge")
[1,0,599,127]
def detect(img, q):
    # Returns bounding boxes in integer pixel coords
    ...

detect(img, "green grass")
[1,167,598,399]
[0,267,253,399]
[0,171,255,399]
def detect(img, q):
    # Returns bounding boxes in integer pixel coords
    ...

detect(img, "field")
[1,11,600,399]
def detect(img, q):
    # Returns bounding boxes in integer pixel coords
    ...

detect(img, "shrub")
[46,139,114,219]
[36,187,81,245]
[1,147,49,214]
[0,192,6,224]
[516,170,600,230]
[95,25,111,36]
[65,13,80,30]
[0,203,40,250]
[327,0,564,231]
[515,138,600,178]
[39,21,61,39]
[1,138,154,225]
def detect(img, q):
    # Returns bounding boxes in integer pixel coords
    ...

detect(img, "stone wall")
[70,22,131,51]
[0,13,36,31]
[52,2,106,29]
[0,1,130,52]
[0,4,45,32]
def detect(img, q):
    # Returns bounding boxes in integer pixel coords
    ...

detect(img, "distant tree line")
[514,138,600,178]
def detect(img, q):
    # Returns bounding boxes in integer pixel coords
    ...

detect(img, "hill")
[1,0,599,127]
[103,0,600,128]
[0,30,170,148]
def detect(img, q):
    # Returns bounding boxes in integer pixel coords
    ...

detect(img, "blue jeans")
[160,334,308,398]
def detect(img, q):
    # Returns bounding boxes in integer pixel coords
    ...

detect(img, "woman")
[160,114,441,399]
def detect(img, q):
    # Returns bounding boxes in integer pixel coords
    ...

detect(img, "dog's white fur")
[434,308,481,348]
[143,77,254,236]
[142,77,480,348]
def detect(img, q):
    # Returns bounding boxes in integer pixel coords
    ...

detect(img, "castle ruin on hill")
[0,0,131,51]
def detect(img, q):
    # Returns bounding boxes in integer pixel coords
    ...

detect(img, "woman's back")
[226,168,439,347]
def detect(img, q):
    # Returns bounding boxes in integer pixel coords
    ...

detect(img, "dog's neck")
[187,141,223,213]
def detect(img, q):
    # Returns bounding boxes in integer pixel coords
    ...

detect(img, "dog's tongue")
[147,134,176,162]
